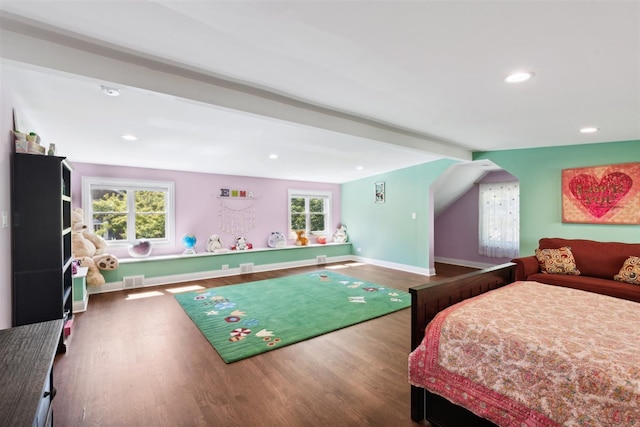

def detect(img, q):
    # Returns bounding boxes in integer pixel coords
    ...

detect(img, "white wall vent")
[316,255,327,265]
[240,263,254,273]
[123,275,145,288]
[240,262,253,274]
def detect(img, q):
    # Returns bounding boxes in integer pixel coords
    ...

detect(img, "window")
[478,181,519,258]
[82,177,175,246]
[288,190,331,236]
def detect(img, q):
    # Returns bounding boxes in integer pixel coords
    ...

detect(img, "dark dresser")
[0,319,63,426]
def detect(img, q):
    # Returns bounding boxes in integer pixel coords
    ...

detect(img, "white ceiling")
[1,1,638,183]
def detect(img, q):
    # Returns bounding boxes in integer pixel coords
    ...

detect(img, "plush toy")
[71,208,119,286]
[231,236,253,251]
[295,230,309,246]
[206,234,225,252]
[267,231,287,248]
[333,224,348,243]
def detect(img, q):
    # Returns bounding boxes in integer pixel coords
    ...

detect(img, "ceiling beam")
[0,13,471,162]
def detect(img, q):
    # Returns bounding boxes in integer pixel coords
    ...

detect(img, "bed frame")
[409,262,517,426]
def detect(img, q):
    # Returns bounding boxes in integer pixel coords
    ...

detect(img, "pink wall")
[71,163,342,259]
[434,170,516,265]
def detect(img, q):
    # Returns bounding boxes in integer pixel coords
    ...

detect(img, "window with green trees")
[288,190,331,235]
[82,178,174,245]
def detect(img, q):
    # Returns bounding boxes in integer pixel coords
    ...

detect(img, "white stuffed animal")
[333,224,348,243]
[267,231,287,248]
[206,234,224,252]
[232,237,252,251]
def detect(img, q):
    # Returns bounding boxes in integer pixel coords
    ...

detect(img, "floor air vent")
[123,275,145,288]
[240,263,254,273]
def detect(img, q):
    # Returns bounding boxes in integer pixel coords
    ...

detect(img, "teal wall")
[474,140,640,255]
[342,159,457,270]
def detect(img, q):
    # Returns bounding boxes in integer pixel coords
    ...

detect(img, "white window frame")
[288,189,332,237]
[82,177,175,247]
[478,181,520,259]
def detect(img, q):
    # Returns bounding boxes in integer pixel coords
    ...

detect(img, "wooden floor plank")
[53,262,476,426]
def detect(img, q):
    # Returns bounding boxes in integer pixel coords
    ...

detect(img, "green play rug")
[174,270,411,363]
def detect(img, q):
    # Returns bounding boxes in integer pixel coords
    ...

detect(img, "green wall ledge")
[92,243,353,294]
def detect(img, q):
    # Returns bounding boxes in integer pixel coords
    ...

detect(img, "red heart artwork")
[568,172,633,218]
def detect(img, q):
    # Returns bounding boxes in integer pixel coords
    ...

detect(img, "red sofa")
[512,237,640,303]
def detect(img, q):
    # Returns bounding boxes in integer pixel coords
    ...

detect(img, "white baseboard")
[352,256,435,276]
[433,256,496,270]
[73,299,88,313]
[88,254,444,295]
[88,254,355,295]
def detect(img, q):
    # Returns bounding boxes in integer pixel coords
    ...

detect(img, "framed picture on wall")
[561,162,640,224]
[375,182,385,203]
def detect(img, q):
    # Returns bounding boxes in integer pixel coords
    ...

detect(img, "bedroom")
[1,2,639,426]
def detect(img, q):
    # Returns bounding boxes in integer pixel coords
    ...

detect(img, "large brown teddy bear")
[71,208,119,286]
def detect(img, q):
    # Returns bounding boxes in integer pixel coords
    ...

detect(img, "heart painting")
[568,172,632,218]
[562,163,640,224]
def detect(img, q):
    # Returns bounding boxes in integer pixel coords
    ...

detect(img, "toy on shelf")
[295,230,309,246]
[333,224,348,243]
[206,234,226,252]
[267,231,287,248]
[231,236,252,251]
[71,208,119,286]
[128,239,152,258]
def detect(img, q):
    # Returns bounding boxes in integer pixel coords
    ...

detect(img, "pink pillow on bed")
[614,256,640,285]
[535,246,581,275]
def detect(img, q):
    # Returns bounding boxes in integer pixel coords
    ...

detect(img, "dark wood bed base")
[409,263,517,425]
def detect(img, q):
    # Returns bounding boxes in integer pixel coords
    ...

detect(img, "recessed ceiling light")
[356,166,364,170]
[101,85,120,96]
[579,127,599,134]
[504,72,535,83]
[121,134,138,141]
[269,154,278,159]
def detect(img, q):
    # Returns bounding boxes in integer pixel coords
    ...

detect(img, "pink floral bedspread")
[408,281,640,427]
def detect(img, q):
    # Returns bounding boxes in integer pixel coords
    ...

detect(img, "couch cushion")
[614,256,640,285]
[538,238,640,280]
[535,247,580,275]
[527,273,640,303]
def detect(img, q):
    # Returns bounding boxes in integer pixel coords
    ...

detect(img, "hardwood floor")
[53,262,476,427]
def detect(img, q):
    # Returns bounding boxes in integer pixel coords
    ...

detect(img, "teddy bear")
[71,208,119,286]
[295,230,309,246]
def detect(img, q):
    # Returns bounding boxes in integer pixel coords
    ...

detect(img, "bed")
[408,263,640,426]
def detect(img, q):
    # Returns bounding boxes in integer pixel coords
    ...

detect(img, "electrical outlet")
[2,211,8,228]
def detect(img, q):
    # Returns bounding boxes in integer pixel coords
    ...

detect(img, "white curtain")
[478,181,520,258]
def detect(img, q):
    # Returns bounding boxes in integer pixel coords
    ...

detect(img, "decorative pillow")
[614,256,640,285]
[535,246,581,275]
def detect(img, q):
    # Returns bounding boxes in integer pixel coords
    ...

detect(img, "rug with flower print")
[174,270,411,363]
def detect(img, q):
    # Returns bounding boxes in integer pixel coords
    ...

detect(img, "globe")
[182,234,197,254]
